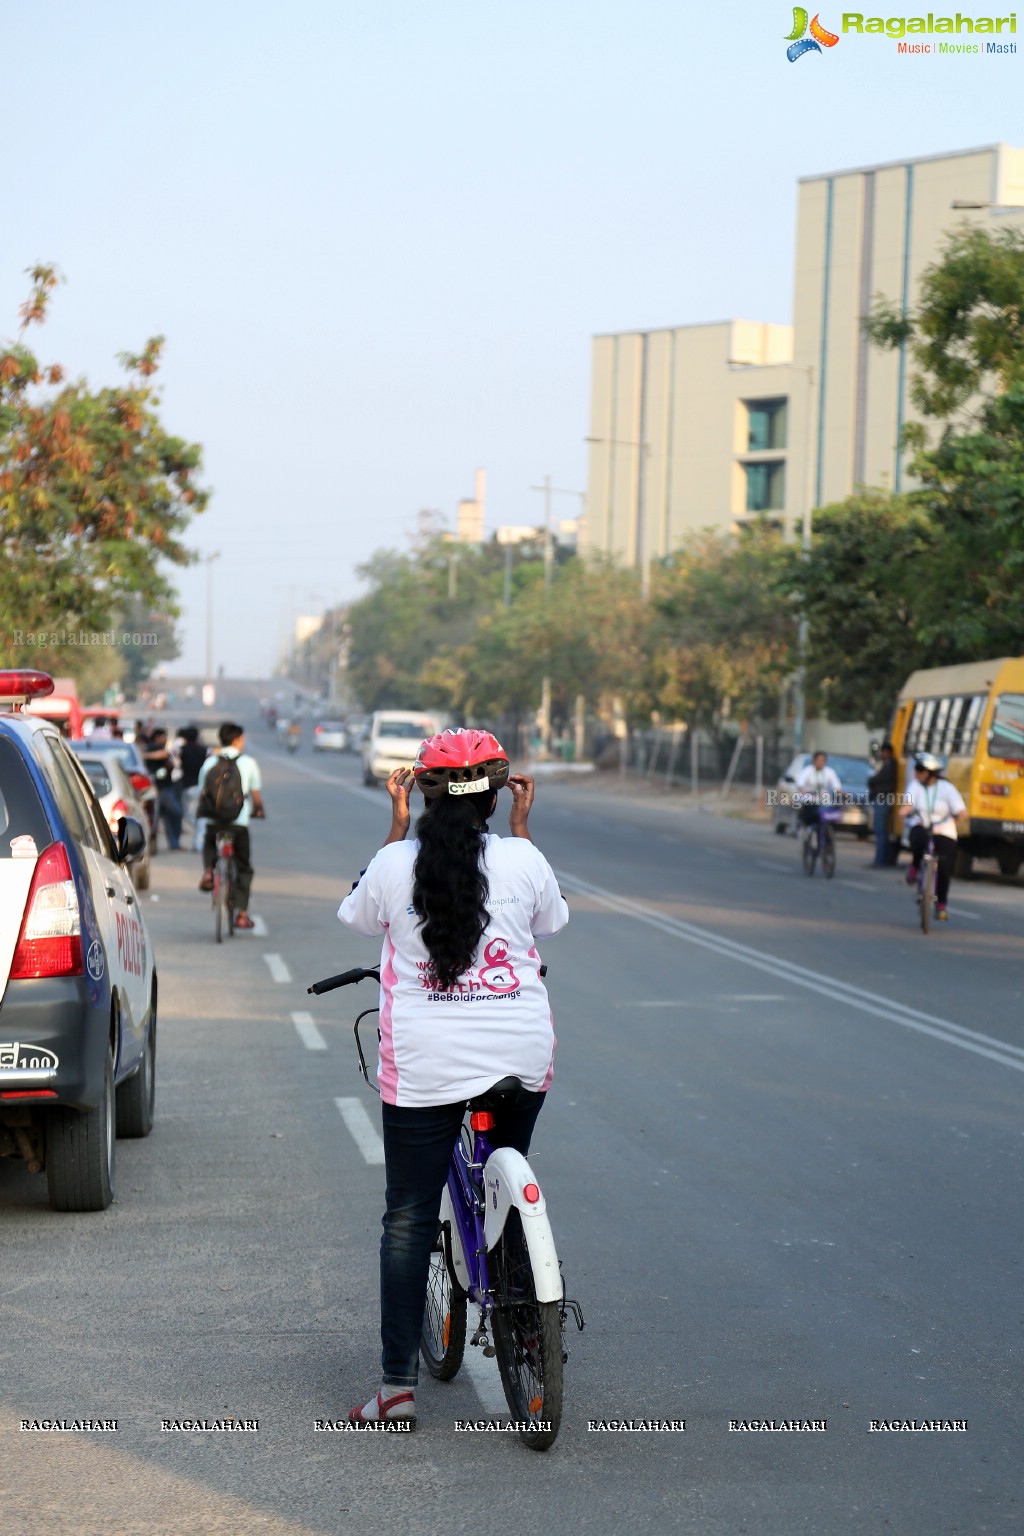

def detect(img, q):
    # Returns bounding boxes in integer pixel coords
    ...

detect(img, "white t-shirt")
[905,778,966,841]
[795,764,843,801]
[337,835,569,1108]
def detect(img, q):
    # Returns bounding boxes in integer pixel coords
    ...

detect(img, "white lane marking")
[268,754,380,802]
[723,995,788,1002]
[249,914,268,937]
[263,953,291,984]
[952,909,981,922]
[554,868,1024,1074]
[459,1336,511,1415]
[838,880,874,892]
[291,1011,327,1051]
[335,1097,385,1164]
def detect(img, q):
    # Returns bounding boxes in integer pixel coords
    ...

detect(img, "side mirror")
[115,815,147,865]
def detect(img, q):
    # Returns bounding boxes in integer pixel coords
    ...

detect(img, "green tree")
[0,265,208,655]
[649,526,795,735]
[867,223,1024,657]
[791,490,937,728]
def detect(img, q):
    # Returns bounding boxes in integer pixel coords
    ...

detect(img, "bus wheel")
[953,847,974,881]
[997,851,1022,878]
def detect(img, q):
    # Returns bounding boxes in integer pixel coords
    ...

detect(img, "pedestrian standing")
[867,742,898,867]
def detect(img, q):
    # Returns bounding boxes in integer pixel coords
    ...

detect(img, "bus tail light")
[9,843,84,980]
[980,783,1010,797]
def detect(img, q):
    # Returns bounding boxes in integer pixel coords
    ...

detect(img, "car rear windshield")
[70,739,141,770]
[0,736,52,857]
[989,693,1024,760]
[78,759,113,796]
[377,721,434,738]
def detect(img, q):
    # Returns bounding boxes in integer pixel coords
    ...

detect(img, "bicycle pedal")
[482,1344,496,1358]
[470,1328,489,1349]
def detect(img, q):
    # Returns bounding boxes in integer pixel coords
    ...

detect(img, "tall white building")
[585,143,1024,566]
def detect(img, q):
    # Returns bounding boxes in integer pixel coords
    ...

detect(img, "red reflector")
[470,1111,494,1132]
[0,1089,57,1100]
[523,1183,540,1204]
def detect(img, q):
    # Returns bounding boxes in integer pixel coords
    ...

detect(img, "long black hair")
[412,791,496,990]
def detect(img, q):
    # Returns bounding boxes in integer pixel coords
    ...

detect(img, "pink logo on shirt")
[478,938,520,994]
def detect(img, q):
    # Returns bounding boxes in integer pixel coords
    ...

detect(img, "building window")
[746,399,787,452]
[745,461,786,513]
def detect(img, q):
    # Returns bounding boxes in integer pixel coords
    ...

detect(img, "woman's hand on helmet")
[384,767,414,844]
[508,774,535,840]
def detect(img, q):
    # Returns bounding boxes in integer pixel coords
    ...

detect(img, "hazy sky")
[5,1,1021,675]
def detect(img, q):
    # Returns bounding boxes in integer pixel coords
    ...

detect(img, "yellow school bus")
[889,657,1024,878]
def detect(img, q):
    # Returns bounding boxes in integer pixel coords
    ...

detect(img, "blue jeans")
[873,801,891,866]
[378,1090,546,1387]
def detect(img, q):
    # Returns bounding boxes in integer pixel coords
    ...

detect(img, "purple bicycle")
[307,965,584,1452]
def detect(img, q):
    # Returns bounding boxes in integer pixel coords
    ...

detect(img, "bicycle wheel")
[491,1209,563,1451]
[420,1220,467,1380]
[920,857,935,934]
[822,825,836,879]
[802,827,817,876]
[214,874,223,944]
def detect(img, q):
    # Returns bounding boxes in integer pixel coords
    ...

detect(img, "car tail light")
[980,783,1010,797]
[129,772,152,794]
[9,842,84,979]
[108,798,130,834]
[315,725,323,734]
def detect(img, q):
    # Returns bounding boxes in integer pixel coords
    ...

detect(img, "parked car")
[73,752,152,892]
[772,752,873,838]
[0,671,157,1212]
[313,720,347,752]
[68,738,158,839]
[362,711,440,786]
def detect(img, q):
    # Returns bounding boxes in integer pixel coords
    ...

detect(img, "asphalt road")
[2,703,1022,1535]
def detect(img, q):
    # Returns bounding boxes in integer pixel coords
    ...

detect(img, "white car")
[313,721,347,752]
[74,752,152,892]
[361,711,439,786]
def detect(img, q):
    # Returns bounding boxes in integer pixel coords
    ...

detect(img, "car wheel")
[116,990,156,1139]
[46,1046,116,1212]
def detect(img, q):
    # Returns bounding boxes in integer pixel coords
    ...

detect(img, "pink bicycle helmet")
[413,728,510,799]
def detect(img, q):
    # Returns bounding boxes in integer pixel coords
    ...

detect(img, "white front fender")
[483,1147,562,1304]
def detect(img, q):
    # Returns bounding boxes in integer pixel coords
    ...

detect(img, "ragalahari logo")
[786,8,840,58]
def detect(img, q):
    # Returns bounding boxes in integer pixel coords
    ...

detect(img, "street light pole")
[204,552,221,694]
[529,478,586,759]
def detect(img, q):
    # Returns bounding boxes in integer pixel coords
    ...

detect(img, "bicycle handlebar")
[307,966,381,995]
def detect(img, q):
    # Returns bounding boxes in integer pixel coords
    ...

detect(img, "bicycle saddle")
[472,1075,523,1108]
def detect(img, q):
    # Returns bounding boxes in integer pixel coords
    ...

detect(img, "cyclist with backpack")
[196,722,264,929]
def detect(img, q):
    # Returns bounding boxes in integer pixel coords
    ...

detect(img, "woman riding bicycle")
[337,728,568,1426]
[899,752,967,921]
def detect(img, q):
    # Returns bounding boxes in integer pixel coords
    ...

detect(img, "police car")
[0,671,156,1211]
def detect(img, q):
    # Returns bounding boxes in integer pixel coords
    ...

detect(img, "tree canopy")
[1,265,207,691]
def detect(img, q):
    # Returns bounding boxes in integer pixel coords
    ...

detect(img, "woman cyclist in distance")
[337,728,568,1426]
